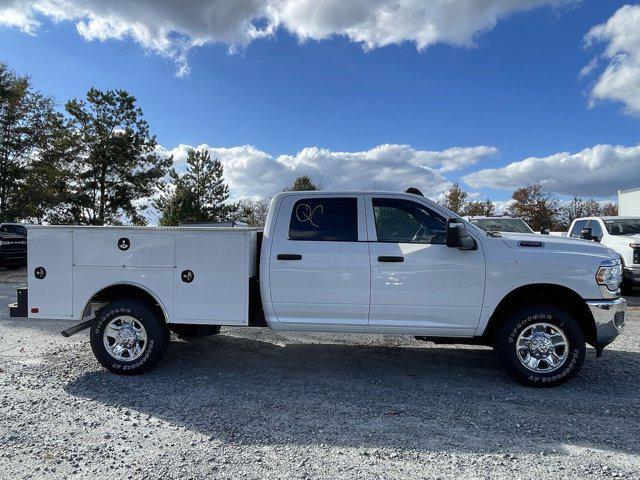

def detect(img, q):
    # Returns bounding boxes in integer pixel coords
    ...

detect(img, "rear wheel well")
[83,284,167,324]
[484,284,596,346]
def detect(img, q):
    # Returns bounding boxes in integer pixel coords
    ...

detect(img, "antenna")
[405,187,424,196]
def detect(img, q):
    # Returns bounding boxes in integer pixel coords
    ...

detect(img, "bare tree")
[600,202,618,216]
[238,197,271,227]
[558,197,618,229]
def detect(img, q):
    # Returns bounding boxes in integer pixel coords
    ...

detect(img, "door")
[29,229,73,318]
[174,232,248,325]
[366,195,485,335]
[269,195,370,326]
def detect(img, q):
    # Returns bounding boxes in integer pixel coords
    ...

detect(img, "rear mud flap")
[9,287,28,317]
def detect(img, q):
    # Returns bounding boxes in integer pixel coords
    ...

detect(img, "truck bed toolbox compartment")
[26,226,258,325]
[174,231,256,325]
[28,228,73,318]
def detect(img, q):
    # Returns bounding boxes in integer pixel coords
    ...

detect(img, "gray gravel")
[1,268,639,479]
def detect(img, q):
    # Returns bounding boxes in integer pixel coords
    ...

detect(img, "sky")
[1,0,640,206]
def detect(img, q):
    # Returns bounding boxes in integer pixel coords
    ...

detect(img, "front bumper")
[623,267,640,285]
[586,297,626,350]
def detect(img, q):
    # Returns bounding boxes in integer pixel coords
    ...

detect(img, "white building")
[618,187,640,216]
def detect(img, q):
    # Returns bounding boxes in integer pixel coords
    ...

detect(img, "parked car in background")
[466,216,536,234]
[10,189,626,387]
[568,216,640,293]
[0,223,29,237]
[0,223,27,269]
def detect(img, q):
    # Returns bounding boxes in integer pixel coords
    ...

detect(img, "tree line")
[0,62,295,227]
[441,183,617,231]
[0,62,618,230]
[1,62,172,225]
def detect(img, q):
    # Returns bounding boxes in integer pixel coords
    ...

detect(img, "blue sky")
[1,0,639,204]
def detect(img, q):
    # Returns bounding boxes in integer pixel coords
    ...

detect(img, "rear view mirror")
[580,227,593,240]
[446,221,477,250]
[540,227,550,235]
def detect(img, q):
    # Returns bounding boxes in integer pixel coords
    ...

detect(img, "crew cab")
[568,216,640,293]
[10,190,626,387]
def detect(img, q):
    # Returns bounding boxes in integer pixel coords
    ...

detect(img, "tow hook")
[61,318,94,338]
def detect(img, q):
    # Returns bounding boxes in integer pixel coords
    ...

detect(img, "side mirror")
[540,227,550,235]
[580,227,593,241]
[446,220,477,250]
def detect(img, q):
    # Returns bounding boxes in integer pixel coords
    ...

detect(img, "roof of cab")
[574,216,640,221]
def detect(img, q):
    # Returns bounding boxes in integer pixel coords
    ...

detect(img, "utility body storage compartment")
[25,226,259,326]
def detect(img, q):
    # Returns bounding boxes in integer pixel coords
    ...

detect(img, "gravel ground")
[0,268,639,479]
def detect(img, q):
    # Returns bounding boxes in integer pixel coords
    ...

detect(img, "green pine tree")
[156,148,238,226]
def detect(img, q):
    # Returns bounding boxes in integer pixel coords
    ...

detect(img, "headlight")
[596,259,623,292]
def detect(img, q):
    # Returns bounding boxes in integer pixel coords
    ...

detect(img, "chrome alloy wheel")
[102,316,148,362]
[516,322,569,373]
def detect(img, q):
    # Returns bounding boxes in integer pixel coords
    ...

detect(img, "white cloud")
[491,199,514,214]
[463,144,640,197]
[583,4,640,115]
[0,0,39,33]
[0,0,575,76]
[157,143,498,199]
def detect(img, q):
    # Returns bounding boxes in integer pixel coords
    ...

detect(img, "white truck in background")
[568,216,640,294]
[10,189,626,387]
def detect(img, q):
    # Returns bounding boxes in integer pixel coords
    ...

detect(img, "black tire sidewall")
[495,304,585,387]
[621,280,635,296]
[90,299,168,375]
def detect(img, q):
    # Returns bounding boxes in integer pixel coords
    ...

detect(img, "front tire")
[90,299,169,375]
[494,304,585,387]
[621,280,635,296]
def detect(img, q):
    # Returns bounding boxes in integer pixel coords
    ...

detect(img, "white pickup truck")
[10,190,626,387]
[568,216,640,294]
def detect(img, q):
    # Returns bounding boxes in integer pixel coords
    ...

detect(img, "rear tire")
[494,304,585,387]
[90,299,169,375]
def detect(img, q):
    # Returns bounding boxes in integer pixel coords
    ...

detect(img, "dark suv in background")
[0,223,28,269]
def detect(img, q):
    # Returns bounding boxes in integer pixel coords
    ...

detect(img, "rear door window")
[289,198,358,242]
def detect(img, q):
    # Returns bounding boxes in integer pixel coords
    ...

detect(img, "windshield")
[0,225,25,236]
[603,219,640,236]
[469,218,534,234]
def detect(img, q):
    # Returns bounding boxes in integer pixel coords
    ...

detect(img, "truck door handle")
[378,256,404,263]
[277,254,302,261]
